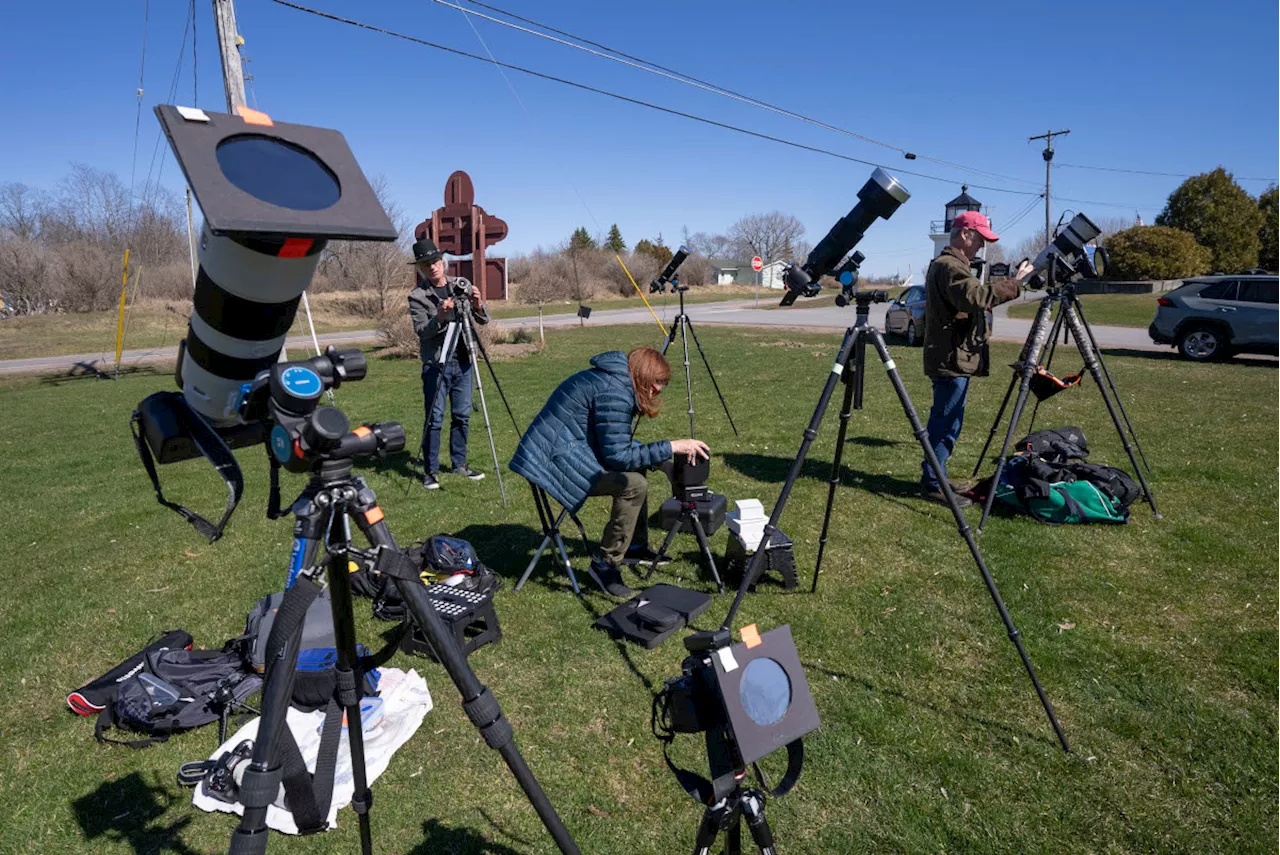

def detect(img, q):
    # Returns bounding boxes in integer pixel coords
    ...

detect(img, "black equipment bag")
[1028,366,1083,401]
[94,645,262,749]
[1015,426,1089,463]
[373,535,499,622]
[68,629,193,717]
[131,392,247,542]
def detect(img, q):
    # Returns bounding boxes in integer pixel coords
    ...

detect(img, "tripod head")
[239,346,405,476]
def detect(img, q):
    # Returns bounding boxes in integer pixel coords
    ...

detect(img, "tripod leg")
[972,370,1019,478]
[690,513,723,593]
[352,492,582,853]
[469,355,508,507]
[867,327,1070,752]
[741,790,778,855]
[473,331,523,436]
[681,317,696,437]
[552,530,581,594]
[978,299,1058,533]
[229,582,312,855]
[720,325,860,631]
[1073,296,1152,472]
[1025,306,1067,437]
[685,318,740,437]
[693,803,722,855]
[813,364,857,593]
[648,522,682,581]
[517,534,556,592]
[324,543,375,855]
[1062,304,1161,518]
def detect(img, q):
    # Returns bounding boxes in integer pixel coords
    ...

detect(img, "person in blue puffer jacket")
[510,347,709,597]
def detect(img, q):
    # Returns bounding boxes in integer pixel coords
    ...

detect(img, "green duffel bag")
[993,455,1130,525]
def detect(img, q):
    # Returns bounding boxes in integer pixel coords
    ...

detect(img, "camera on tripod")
[654,624,820,798]
[779,168,909,306]
[1023,212,1110,291]
[129,104,398,539]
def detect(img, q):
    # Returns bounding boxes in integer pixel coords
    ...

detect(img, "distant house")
[760,260,788,289]
[710,258,749,285]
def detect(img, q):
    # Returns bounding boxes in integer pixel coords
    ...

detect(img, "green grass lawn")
[1007,293,1163,328]
[0,326,1275,854]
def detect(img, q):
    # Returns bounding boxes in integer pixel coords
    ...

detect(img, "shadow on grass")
[806,663,1062,751]
[453,522,591,590]
[570,585,659,694]
[722,452,935,519]
[353,449,421,483]
[39,362,168,386]
[1099,347,1278,368]
[406,816,529,855]
[72,771,202,855]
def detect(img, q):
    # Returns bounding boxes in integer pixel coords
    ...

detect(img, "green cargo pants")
[587,470,652,566]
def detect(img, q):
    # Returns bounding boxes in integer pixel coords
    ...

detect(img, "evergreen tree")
[634,238,673,265]
[605,223,626,253]
[569,226,597,251]
[1156,168,1263,273]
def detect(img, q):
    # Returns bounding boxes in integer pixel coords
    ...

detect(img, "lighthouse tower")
[930,185,985,259]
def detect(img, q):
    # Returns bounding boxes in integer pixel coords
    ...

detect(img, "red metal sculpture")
[414,171,509,300]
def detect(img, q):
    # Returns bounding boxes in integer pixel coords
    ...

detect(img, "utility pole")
[213,0,248,111]
[1029,129,1070,245]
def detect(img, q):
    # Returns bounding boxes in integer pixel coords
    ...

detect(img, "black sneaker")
[588,559,634,598]
[451,464,485,481]
[623,544,673,566]
[423,473,441,490]
[920,486,971,508]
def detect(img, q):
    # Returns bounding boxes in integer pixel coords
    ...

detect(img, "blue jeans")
[921,376,970,490]
[422,359,473,473]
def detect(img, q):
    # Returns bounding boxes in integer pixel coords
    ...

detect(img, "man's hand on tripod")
[671,438,710,464]
[1013,259,1035,284]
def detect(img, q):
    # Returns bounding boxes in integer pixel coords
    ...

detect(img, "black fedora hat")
[409,238,445,265]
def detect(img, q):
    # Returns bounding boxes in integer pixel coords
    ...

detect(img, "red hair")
[629,347,670,418]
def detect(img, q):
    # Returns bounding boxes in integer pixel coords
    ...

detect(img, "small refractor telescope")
[779,168,909,306]
[649,245,691,294]
[1024,212,1109,290]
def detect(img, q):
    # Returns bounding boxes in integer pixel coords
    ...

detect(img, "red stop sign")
[751,256,763,271]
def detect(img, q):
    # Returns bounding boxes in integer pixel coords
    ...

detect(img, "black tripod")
[660,286,739,438]
[735,292,1071,752]
[972,284,1160,532]
[453,293,512,505]
[693,779,777,855]
[229,455,580,854]
[645,489,725,593]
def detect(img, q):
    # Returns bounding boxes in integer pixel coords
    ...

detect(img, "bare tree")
[728,212,805,264]
[688,230,735,260]
[0,183,43,240]
[319,175,411,314]
[517,252,575,342]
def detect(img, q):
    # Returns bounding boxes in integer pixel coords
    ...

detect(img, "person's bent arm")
[948,266,1021,314]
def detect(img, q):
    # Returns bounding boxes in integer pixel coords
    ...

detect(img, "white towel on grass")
[192,666,432,834]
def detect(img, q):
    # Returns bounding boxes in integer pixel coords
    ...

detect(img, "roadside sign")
[751,256,763,271]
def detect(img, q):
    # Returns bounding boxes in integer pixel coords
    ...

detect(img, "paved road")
[0,293,1178,376]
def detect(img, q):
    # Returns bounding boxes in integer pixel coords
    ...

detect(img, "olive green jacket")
[922,246,1020,378]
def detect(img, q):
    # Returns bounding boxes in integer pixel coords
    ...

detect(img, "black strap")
[94,703,173,750]
[130,394,244,542]
[659,738,805,805]
[277,698,343,833]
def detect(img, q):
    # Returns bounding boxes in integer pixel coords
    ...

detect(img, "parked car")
[885,285,925,345]
[884,285,995,346]
[1148,274,1278,361]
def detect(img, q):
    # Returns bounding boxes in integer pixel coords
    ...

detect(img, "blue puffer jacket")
[510,351,672,512]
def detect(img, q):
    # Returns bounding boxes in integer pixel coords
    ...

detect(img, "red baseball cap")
[952,210,1000,242]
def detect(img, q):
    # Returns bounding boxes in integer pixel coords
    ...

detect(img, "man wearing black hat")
[408,238,490,490]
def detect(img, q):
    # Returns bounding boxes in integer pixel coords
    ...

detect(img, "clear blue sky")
[3,0,1277,277]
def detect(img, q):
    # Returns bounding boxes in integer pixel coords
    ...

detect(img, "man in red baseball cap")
[919,210,1033,506]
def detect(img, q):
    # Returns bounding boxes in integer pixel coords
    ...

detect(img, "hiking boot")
[623,544,673,566]
[920,486,972,508]
[949,478,975,494]
[450,464,486,481]
[423,473,441,491]
[588,558,634,598]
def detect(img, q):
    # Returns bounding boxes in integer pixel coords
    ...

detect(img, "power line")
[268,0,1044,198]
[444,0,1044,190]
[127,0,150,205]
[1057,162,1278,183]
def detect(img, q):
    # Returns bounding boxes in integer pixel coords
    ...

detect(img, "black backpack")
[1015,426,1089,463]
[93,644,262,748]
